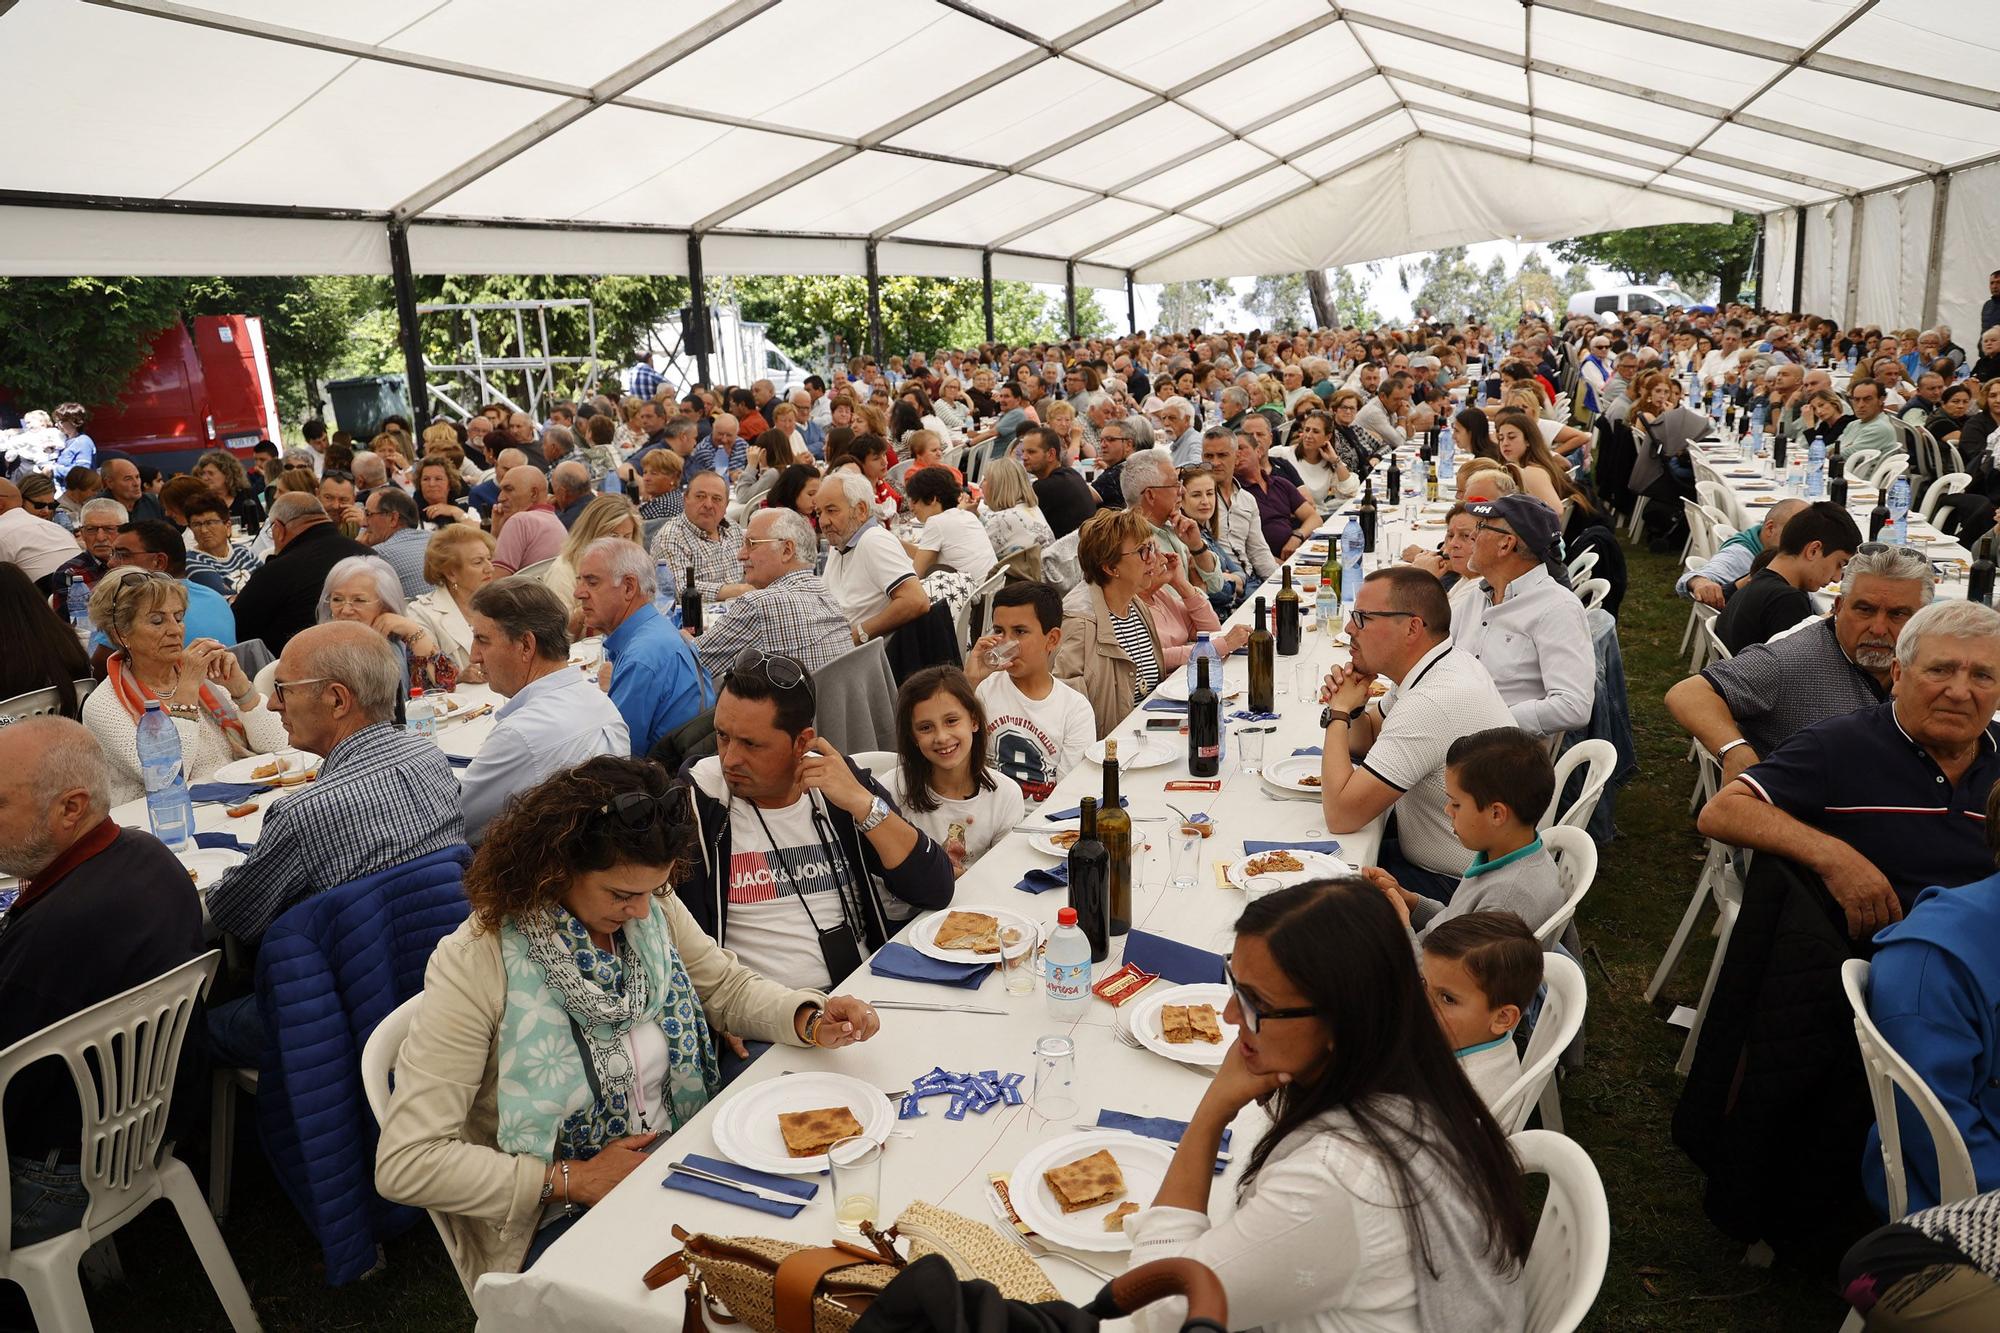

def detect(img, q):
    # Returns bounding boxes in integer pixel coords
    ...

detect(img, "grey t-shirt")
[1700,616,1886,759]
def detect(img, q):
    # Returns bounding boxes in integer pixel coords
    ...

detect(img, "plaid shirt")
[639,492,684,521]
[696,569,853,680]
[627,361,664,401]
[649,513,743,601]
[687,436,748,481]
[205,722,464,943]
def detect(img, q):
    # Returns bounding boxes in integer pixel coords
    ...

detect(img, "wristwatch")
[857,795,891,833]
[1319,704,1366,728]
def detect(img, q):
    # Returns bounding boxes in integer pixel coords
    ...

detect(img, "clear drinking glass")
[1244,874,1287,905]
[1296,661,1322,705]
[1237,727,1267,776]
[999,922,1040,996]
[1168,831,1202,890]
[1032,1035,1078,1119]
[827,1135,883,1234]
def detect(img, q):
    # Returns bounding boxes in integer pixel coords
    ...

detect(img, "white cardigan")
[82,680,290,805]
[407,588,478,669]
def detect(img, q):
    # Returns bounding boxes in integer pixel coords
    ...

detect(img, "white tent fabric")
[1,0,1997,319]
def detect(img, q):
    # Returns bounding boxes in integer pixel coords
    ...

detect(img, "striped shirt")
[186,542,262,595]
[1109,603,1161,701]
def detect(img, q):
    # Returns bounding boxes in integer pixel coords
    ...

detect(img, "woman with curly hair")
[194,449,266,529]
[375,756,882,1290]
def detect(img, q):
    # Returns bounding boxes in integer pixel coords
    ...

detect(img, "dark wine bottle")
[1274,566,1301,657]
[1829,471,1849,511]
[1098,742,1132,936]
[679,565,704,635]
[1869,503,1891,541]
[1187,657,1219,778]
[1067,797,1110,962]
[1972,560,1997,607]
[1246,596,1275,714]
[1356,480,1378,553]
[1385,453,1402,504]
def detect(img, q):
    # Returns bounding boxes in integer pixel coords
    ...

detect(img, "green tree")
[1157,279,1234,332]
[1247,274,1309,328]
[1549,214,1758,302]
[0,276,205,410]
[1327,266,1382,330]
[1398,246,1486,324]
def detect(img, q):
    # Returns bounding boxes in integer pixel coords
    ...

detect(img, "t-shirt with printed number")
[976,672,1097,803]
[693,758,841,990]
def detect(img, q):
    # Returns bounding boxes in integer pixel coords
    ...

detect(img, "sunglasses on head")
[593,785,691,834]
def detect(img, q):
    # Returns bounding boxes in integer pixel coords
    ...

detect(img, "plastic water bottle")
[1888,475,1911,544]
[135,700,193,851]
[405,687,438,739]
[1750,402,1767,453]
[64,572,92,637]
[1806,439,1827,500]
[1184,631,1219,694]
[653,560,678,621]
[1314,565,1337,630]
[1341,518,1364,616]
[601,467,624,495]
[1437,432,1456,490]
[1044,907,1091,1019]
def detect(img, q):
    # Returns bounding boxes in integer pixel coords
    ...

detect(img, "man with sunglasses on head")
[205,622,465,1065]
[678,650,952,1064]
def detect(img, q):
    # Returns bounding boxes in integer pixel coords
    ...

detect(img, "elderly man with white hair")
[1121,447,1225,595]
[1160,396,1202,466]
[817,470,929,646]
[788,387,825,458]
[0,718,206,1246]
[694,507,851,680]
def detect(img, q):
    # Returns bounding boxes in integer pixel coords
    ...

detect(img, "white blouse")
[83,681,291,806]
[979,504,1055,559]
[407,589,478,670]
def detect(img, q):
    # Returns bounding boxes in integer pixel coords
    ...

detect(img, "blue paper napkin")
[193,831,253,854]
[445,752,475,768]
[1016,864,1069,894]
[1098,1110,1232,1174]
[189,781,267,804]
[868,941,990,989]
[1142,698,1188,712]
[1121,930,1224,985]
[1291,745,1322,756]
[1045,797,1129,821]
[662,1152,816,1216]
[1241,839,1342,857]
[1229,710,1279,723]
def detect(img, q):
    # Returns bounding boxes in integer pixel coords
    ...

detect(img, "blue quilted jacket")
[253,844,471,1285]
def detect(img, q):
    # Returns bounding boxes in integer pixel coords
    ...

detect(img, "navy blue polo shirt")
[1739,700,2000,907]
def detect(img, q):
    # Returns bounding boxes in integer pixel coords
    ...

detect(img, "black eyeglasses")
[1225,962,1316,1035]
[593,786,690,833]
[1347,608,1415,630]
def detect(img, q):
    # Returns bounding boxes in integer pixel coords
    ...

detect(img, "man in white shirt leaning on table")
[458,576,628,841]
[1316,565,1514,904]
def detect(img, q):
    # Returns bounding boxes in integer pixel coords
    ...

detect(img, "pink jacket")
[1144,582,1222,671]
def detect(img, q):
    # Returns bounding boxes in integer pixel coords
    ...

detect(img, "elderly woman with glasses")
[376,756,881,1290]
[1056,508,1168,739]
[317,554,458,694]
[80,566,287,803]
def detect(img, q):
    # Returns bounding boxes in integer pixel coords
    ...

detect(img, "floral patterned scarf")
[496,900,717,1161]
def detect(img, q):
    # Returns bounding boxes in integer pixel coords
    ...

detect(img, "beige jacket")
[406,589,476,672]
[374,898,824,1293]
[1054,582,1163,740]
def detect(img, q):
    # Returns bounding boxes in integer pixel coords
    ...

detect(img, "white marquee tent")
[3,0,1998,337]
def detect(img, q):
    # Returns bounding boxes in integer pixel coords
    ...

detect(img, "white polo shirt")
[917,508,996,584]
[1360,640,1513,876]
[824,517,917,626]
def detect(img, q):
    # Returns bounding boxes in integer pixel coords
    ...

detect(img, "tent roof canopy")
[2,0,1991,280]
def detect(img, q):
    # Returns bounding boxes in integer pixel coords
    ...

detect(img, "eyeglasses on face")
[1225,961,1316,1035]
[1474,522,1516,541]
[1119,541,1160,562]
[270,676,331,703]
[1347,608,1416,630]
[327,595,381,610]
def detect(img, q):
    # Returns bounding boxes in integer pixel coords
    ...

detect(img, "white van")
[1567,285,1701,322]
[654,305,814,394]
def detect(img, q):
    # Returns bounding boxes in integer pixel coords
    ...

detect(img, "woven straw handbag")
[645,1200,1059,1333]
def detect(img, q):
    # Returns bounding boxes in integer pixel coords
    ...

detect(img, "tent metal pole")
[687,233,712,389]
[387,222,430,430]
[1065,261,1078,340]
[1127,271,1137,336]
[1751,213,1766,307]
[865,240,884,363]
[982,252,995,342]
[1921,171,1950,328]
[1790,205,1806,313]
[1843,196,1865,328]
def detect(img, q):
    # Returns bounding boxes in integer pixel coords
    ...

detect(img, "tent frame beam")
[1921,173,1951,327]
[865,240,883,363]
[1844,196,1866,327]
[687,233,712,389]
[981,252,995,342]
[387,222,429,430]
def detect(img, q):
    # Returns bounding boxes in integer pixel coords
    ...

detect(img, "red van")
[79,314,280,472]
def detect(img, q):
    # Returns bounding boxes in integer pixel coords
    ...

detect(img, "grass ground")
[64,536,1846,1331]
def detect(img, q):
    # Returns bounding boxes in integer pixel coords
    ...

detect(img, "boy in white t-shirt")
[1419,911,1543,1119]
[966,581,1096,804]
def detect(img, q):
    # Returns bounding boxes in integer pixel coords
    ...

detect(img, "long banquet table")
[467,476,1453,1331]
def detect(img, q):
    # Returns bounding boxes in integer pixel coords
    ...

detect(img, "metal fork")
[1009,1227,1118,1282]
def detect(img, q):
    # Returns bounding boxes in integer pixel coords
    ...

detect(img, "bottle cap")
[410,687,423,698]
[1057,907,1077,926]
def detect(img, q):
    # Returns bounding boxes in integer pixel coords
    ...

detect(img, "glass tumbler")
[1032,1035,1078,1119]
[1237,727,1267,776]
[1169,831,1203,890]
[999,922,1040,996]
[827,1135,883,1234]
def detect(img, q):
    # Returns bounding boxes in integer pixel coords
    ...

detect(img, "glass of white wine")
[827,1135,883,1235]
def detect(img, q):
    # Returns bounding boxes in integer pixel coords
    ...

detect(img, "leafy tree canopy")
[1550,214,1759,300]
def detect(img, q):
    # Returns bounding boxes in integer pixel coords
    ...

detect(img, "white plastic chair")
[1842,446,1883,483]
[1917,472,1971,523]
[0,951,260,1332]
[1868,452,1909,491]
[848,750,900,784]
[513,557,556,582]
[1842,959,1979,1221]
[1540,740,1617,834]
[955,567,1007,652]
[1565,549,1599,583]
[1624,494,1649,542]
[0,681,95,724]
[1494,955,1588,1135]
[1514,1129,1611,1333]
[1574,578,1611,612]
[1680,500,1715,560]
[361,994,466,1296]
[1675,853,1745,1076]
[1536,826,1599,950]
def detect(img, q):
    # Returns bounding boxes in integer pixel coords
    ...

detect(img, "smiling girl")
[889,666,1024,879]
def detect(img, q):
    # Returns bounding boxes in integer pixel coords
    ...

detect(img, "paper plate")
[1223,847,1351,888]
[1009,1130,1175,1252]
[1030,825,1080,859]
[1152,665,1243,703]
[708,1071,895,1176]
[176,847,244,892]
[1260,754,1325,795]
[212,751,319,785]
[1085,736,1176,769]
[1126,983,1238,1068]
[910,905,1039,964]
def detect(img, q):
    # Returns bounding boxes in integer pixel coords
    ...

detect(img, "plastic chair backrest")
[1514,1128,1610,1333]
[1918,472,1971,521]
[513,557,556,582]
[1842,958,1979,1219]
[1494,955,1588,1136]
[1536,827,1599,947]
[0,686,68,725]
[1541,740,1617,834]
[0,950,218,1247]
[360,992,420,1126]
[1575,577,1611,612]
[1870,452,1909,490]
[847,750,900,784]
[1567,550,1600,582]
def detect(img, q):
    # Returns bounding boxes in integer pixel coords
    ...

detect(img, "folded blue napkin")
[1241,839,1342,858]
[189,781,267,804]
[445,752,475,768]
[1291,745,1322,757]
[868,941,990,989]
[1121,930,1224,985]
[1098,1110,1232,1174]
[1017,864,1069,894]
[193,831,253,854]
[662,1152,816,1217]
[1229,710,1279,723]
[1142,697,1188,712]
[1045,797,1129,821]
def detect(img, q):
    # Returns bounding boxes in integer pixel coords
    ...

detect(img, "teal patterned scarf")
[496,900,718,1161]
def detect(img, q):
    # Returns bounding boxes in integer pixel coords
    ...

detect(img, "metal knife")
[665,1160,801,1206]
[866,999,1008,1015]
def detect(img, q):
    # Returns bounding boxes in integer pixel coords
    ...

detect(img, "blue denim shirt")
[602,602,709,757]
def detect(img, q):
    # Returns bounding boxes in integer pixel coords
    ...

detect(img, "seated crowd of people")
[6,288,2000,1329]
